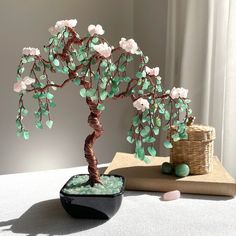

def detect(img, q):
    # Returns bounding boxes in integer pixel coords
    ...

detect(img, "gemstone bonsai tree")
[14,19,192,187]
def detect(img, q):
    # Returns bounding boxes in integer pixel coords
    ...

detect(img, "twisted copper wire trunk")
[84,98,104,186]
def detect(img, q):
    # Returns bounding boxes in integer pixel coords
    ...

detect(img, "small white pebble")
[162,190,181,201]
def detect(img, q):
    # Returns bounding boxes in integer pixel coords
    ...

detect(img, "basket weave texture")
[170,125,216,175]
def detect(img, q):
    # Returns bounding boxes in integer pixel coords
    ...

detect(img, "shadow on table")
[0,199,107,235]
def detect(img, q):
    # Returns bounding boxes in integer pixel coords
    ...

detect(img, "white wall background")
[0,0,168,174]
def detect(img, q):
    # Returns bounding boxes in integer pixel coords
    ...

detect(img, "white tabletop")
[0,164,236,236]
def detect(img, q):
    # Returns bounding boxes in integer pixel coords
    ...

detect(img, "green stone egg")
[161,162,173,174]
[175,164,190,177]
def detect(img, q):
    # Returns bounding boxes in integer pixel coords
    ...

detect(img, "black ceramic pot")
[60,174,125,219]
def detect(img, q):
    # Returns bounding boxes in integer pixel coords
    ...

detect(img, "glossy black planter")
[60,174,125,219]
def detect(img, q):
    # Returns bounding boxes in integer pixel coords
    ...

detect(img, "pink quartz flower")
[93,42,112,58]
[88,24,104,36]
[146,66,160,76]
[13,81,26,93]
[170,87,180,99]
[119,38,138,54]
[48,26,59,35]
[13,76,35,93]
[23,76,36,85]
[170,87,188,99]
[133,98,149,112]
[179,87,188,98]
[22,47,40,56]
[49,19,77,35]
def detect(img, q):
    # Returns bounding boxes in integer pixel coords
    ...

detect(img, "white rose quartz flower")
[170,87,179,99]
[145,66,160,76]
[88,24,104,36]
[22,47,40,56]
[23,76,36,85]
[48,26,59,35]
[93,42,112,58]
[13,76,36,93]
[49,19,77,35]
[133,98,150,112]
[170,87,188,99]
[179,87,188,98]
[119,38,138,54]
[14,81,27,93]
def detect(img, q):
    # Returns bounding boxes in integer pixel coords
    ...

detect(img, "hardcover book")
[105,152,236,196]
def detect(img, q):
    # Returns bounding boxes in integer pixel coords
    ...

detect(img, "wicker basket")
[170,125,216,175]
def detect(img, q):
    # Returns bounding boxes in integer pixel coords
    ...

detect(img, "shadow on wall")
[0,199,107,235]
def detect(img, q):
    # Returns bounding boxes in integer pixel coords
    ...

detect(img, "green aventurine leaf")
[91,94,98,101]
[23,131,29,140]
[40,75,47,80]
[78,53,85,62]
[33,93,41,99]
[80,88,87,97]
[97,104,105,111]
[172,133,180,142]
[22,57,28,64]
[49,54,54,62]
[144,56,149,63]
[136,71,143,79]
[92,37,99,43]
[100,90,108,100]
[164,111,170,120]
[179,132,188,140]
[68,62,76,70]
[46,120,53,129]
[126,136,134,144]
[22,109,29,116]
[101,60,108,67]
[147,146,156,157]
[34,111,40,118]
[142,79,150,90]
[140,126,150,137]
[36,121,43,129]
[109,64,116,72]
[18,67,25,74]
[123,76,131,82]
[73,78,81,86]
[157,85,162,92]
[50,101,56,108]
[132,115,139,126]
[135,127,140,134]
[118,65,126,72]
[136,146,145,161]
[100,77,107,89]
[53,59,60,67]
[153,127,159,135]
[127,55,134,62]
[16,119,21,129]
[163,141,173,149]
[155,117,161,127]
[144,136,156,143]
[46,93,54,100]
[64,31,69,38]
[62,66,69,74]
[86,88,96,97]
[94,73,100,81]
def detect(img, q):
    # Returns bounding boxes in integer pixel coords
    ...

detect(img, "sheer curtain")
[165,0,236,177]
